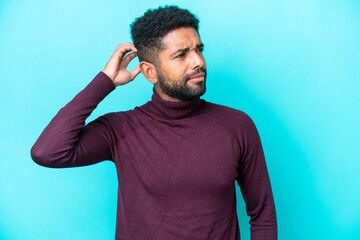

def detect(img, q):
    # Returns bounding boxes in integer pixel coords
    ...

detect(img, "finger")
[119,52,138,69]
[114,45,137,60]
[110,43,137,59]
[129,65,141,80]
[115,42,136,50]
[110,44,133,59]
[115,43,137,54]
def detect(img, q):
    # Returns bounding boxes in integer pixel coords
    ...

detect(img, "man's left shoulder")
[203,100,250,120]
[202,100,260,139]
[201,100,256,130]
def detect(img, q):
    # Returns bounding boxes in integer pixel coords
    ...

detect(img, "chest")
[115,120,240,199]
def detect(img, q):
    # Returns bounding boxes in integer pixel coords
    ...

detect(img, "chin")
[194,86,206,97]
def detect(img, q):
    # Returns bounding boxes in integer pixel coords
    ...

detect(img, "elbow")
[249,207,277,238]
[249,197,278,228]
[30,144,48,166]
[30,144,59,168]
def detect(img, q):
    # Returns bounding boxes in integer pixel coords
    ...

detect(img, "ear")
[139,61,158,84]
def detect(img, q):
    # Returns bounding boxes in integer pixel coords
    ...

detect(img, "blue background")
[1,0,359,239]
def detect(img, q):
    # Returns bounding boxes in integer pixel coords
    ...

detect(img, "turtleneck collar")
[142,87,201,120]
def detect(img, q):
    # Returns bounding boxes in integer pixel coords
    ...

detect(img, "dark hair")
[130,5,200,65]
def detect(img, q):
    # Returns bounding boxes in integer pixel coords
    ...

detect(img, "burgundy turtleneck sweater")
[31,71,277,240]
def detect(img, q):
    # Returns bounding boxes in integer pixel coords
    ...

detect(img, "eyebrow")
[170,43,204,57]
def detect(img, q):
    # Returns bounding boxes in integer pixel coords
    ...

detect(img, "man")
[31,5,277,240]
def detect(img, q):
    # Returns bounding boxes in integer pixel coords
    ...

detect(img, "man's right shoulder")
[92,110,139,138]
[98,110,133,123]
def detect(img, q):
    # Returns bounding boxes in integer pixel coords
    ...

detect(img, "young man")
[31,5,277,240]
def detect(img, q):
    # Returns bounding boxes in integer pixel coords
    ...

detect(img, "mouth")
[188,73,205,83]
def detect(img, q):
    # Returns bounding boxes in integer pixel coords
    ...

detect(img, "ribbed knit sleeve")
[31,71,116,168]
[236,115,278,240]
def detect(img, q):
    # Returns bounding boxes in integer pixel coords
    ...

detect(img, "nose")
[190,50,206,70]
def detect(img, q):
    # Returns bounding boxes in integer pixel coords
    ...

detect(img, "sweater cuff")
[83,71,116,102]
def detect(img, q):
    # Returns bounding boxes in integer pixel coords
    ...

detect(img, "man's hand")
[102,43,141,87]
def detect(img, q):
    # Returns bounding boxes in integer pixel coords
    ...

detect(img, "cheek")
[164,63,188,79]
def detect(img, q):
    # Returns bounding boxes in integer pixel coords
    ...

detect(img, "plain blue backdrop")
[1,0,359,239]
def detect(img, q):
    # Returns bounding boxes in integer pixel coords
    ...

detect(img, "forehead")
[161,27,202,53]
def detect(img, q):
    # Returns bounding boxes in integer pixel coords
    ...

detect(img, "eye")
[176,52,186,58]
[197,48,204,53]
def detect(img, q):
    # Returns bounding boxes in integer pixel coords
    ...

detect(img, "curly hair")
[130,5,200,66]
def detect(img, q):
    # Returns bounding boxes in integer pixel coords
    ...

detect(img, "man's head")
[130,5,207,101]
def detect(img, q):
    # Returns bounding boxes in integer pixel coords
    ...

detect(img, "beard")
[155,67,207,101]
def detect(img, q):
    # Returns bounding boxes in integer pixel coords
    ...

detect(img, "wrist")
[101,70,116,87]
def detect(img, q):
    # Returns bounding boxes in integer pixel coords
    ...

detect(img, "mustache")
[185,68,207,81]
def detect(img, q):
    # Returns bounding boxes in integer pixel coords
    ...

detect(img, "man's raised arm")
[30,43,140,168]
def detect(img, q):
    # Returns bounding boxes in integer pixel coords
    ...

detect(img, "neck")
[140,87,202,121]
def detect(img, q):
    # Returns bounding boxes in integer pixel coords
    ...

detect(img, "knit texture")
[31,71,277,240]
